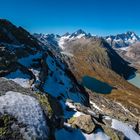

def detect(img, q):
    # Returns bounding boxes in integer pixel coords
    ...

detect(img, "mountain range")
[0,19,140,140]
[105,31,140,48]
[34,29,140,49]
[34,29,140,71]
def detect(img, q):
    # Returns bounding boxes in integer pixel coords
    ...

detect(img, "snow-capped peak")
[73,29,86,35]
[34,30,140,51]
[70,29,88,39]
[126,31,135,36]
[58,29,91,49]
[62,32,70,37]
[105,31,140,48]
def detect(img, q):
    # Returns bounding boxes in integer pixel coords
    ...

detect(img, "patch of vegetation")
[68,117,78,129]
[36,93,54,119]
[102,126,120,140]
[0,114,24,140]
[68,116,76,123]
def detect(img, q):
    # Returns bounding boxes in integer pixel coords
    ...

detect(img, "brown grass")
[66,38,140,116]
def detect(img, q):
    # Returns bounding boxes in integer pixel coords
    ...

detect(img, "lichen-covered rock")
[68,115,95,134]
[36,93,54,119]
[0,114,24,140]
[102,126,124,140]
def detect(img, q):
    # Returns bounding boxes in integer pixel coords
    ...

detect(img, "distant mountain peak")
[62,32,70,37]
[69,29,92,39]
[126,31,135,35]
[74,29,86,35]
[105,31,140,48]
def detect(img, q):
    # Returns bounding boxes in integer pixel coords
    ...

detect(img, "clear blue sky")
[0,0,140,36]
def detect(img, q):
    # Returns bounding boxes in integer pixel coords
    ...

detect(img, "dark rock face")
[0,19,40,48]
[102,40,136,79]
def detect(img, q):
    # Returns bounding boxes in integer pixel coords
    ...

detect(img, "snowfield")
[58,35,70,49]
[0,91,49,140]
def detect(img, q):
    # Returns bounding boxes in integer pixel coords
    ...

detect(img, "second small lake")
[128,73,140,88]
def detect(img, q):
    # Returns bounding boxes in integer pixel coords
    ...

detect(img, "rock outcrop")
[68,115,95,134]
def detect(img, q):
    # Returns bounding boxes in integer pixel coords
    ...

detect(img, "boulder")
[68,115,95,134]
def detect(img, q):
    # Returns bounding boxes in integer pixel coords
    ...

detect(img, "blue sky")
[0,0,140,36]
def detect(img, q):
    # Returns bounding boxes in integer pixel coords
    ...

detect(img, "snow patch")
[5,69,30,88]
[30,69,40,89]
[66,101,75,109]
[119,47,129,51]
[58,35,70,49]
[76,34,85,39]
[116,102,129,112]
[0,91,49,140]
[65,101,84,117]
[111,119,140,140]
[61,51,74,57]
[30,69,40,81]
[90,101,102,111]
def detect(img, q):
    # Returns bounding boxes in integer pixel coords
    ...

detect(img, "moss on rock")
[0,114,24,140]
[36,93,54,119]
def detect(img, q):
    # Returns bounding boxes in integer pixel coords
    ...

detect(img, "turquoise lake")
[128,73,140,88]
[82,76,113,94]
